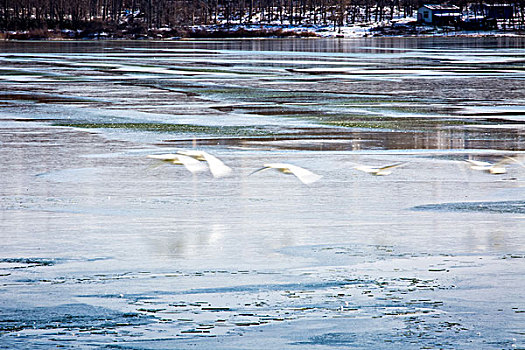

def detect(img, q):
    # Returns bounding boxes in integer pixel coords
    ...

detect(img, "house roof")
[483,3,513,7]
[421,4,461,11]
[433,12,462,16]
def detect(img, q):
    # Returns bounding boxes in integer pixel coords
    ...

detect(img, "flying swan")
[176,150,233,178]
[465,157,522,175]
[250,163,322,185]
[353,162,406,176]
[147,153,207,173]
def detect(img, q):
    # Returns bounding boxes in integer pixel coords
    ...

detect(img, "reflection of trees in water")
[147,222,228,259]
[463,226,512,252]
[183,127,523,152]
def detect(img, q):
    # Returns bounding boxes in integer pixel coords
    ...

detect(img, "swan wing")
[379,162,406,170]
[494,156,524,167]
[353,165,376,174]
[465,159,491,167]
[177,149,206,161]
[286,164,322,185]
[147,153,206,173]
[147,153,179,161]
[199,151,232,178]
[505,156,525,168]
[176,154,208,173]
[249,165,272,176]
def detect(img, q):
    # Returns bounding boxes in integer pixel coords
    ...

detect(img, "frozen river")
[0,37,524,349]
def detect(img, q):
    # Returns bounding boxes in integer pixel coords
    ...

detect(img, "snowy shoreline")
[3,20,524,40]
[190,22,525,38]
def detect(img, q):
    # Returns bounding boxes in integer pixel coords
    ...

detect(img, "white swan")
[353,162,406,176]
[147,153,207,173]
[465,157,521,175]
[250,163,322,185]
[176,150,232,178]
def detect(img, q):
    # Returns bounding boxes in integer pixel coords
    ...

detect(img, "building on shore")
[417,5,462,26]
[481,3,514,20]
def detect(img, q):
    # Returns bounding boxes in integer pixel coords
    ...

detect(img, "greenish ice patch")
[320,115,478,130]
[54,122,274,136]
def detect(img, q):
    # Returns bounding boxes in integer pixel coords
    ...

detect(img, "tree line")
[1,0,523,34]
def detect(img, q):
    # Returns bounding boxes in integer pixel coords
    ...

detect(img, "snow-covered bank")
[188,18,525,38]
[2,17,524,40]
